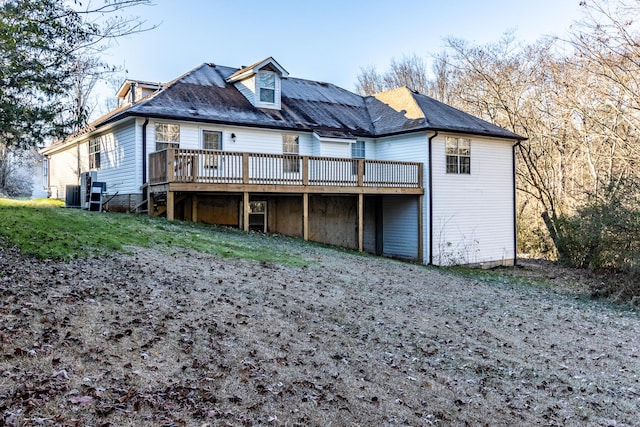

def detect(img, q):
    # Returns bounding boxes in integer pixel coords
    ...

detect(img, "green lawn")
[0,198,308,266]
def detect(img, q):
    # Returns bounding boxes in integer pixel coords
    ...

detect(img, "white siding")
[318,141,350,158]
[375,132,427,162]
[48,146,79,199]
[93,123,138,194]
[234,77,256,106]
[78,142,89,174]
[153,121,313,155]
[376,132,429,263]
[311,138,321,156]
[382,195,419,259]
[431,134,515,266]
[363,138,376,159]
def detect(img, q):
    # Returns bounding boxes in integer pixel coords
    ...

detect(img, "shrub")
[554,184,640,302]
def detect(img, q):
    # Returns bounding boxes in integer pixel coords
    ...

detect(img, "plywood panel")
[196,195,241,226]
[308,195,357,249]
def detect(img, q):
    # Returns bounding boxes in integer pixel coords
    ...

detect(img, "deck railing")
[149,149,422,189]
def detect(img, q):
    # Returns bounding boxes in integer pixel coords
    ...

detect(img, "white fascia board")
[312,132,357,144]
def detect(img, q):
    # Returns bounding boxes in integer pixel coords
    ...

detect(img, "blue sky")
[102,0,584,93]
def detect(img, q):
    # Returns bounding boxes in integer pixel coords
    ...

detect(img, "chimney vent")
[130,82,137,104]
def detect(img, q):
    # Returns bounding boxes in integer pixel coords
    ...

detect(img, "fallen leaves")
[0,243,639,426]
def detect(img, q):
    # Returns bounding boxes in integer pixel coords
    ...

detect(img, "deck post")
[192,195,198,223]
[358,193,364,252]
[242,153,249,184]
[303,193,309,240]
[148,188,154,216]
[302,156,309,186]
[243,191,250,232]
[167,191,174,221]
[357,160,364,187]
[167,149,175,183]
[418,195,424,262]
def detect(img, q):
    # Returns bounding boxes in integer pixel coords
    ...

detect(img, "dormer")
[226,57,289,110]
[116,80,163,106]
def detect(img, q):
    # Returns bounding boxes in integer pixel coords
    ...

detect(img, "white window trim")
[255,70,281,109]
[89,136,102,170]
[201,129,223,169]
[155,123,180,151]
[351,140,365,159]
[445,137,471,174]
[42,157,48,188]
[282,134,300,173]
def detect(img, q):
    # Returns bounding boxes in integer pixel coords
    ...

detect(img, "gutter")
[512,140,522,266]
[427,131,438,265]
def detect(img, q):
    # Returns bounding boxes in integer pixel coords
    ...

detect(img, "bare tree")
[427,51,451,102]
[355,66,385,96]
[355,55,429,95]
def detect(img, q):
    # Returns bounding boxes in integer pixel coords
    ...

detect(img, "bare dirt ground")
[1,238,639,426]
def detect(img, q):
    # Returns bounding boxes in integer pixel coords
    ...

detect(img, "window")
[282,134,299,173]
[202,130,222,168]
[42,157,48,187]
[351,140,365,175]
[351,140,365,159]
[259,72,276,103]
[155,123,180,151]
[89,137,101,170]
[202,130,222,150]
[446,137,471,174]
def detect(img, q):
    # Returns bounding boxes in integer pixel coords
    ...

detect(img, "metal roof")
[57,61,525,146]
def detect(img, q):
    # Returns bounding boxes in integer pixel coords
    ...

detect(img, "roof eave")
[372,125,526,140]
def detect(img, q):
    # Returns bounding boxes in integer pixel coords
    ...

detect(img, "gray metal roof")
[96,62,524,141]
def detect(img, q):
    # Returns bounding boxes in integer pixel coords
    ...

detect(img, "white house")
[41,57,524,266]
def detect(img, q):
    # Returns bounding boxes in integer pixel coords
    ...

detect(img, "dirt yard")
[1,238,639,426]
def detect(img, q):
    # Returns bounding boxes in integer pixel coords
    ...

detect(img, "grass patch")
[0,198,308,266]
[443,265,553,288]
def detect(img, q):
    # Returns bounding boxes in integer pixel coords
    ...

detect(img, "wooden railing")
[149,149,422,189]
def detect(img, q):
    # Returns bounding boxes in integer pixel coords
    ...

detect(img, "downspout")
[512,140,522,267]
[141,118,150,212]
[142,118,149,185]
[427,131,438,265]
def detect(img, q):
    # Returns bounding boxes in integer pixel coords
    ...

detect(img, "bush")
[554,185,640,302]
[517,202,556,258]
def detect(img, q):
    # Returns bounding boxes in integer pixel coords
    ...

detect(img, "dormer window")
[226,57,289,110]
[259,72,276,103]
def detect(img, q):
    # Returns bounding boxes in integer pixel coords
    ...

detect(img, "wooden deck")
[147,149,424,257]
[148,149,423,195]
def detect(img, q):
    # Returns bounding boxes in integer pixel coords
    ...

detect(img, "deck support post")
[357,160,364,187]
[358,193,364,252]
[243,192,250,232]
[303,193,309,240]
[148,189,154,217]
[302,157,309,185]
[192,195,198,223]
[242,153,249,184]
[167,191,174,221]
[418,195,424,262]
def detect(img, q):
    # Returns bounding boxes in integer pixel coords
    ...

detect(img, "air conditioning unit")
[79,171,97,209]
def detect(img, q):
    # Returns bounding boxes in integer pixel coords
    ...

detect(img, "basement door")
[248,201,267,232]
